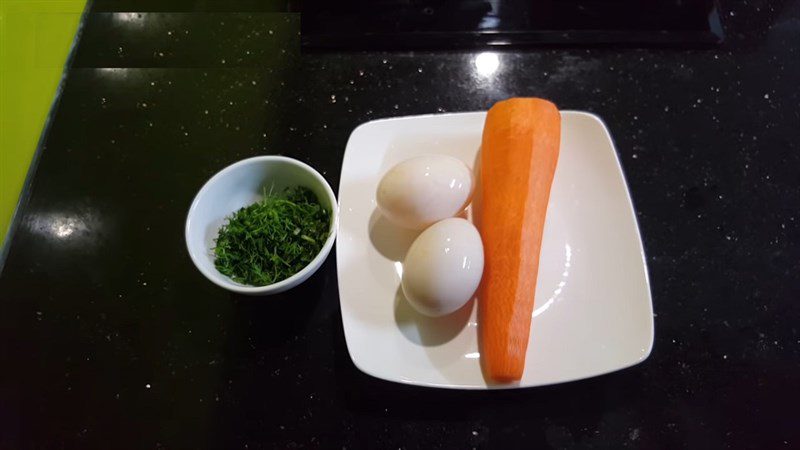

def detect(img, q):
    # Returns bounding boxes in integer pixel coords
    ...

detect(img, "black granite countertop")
[1,1,799,448]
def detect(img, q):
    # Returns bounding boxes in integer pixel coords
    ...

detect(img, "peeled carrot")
[477,98,561,382]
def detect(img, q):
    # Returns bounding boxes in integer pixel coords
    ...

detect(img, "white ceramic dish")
[186,156,338,295]
[336,111,653,389]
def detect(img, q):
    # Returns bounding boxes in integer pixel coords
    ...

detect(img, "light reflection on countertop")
[26,207,103,246]
[474,52,500,77]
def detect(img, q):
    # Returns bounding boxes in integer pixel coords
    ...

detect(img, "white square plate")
[336,111,653,389]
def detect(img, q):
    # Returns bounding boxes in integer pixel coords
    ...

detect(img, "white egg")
[376,155,473,230]
[401,218,484,317]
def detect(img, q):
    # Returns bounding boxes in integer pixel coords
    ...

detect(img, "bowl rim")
[185,155,339,294]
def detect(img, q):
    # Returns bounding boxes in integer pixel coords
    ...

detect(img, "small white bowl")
[185,156,338,295]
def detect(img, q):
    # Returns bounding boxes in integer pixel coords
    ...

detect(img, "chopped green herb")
[213,186,330,286]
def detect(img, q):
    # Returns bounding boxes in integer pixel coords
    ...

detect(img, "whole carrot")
[478,98,561,382]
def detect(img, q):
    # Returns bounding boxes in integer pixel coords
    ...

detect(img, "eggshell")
[401,218,484,317]
[376,155,473,230]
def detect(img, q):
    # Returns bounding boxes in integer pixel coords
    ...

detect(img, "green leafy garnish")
[213,186,331,286]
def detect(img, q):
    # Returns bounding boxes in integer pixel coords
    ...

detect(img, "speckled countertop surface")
[1,1,799,449]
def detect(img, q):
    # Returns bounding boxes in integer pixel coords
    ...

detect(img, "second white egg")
[401,218,484,317]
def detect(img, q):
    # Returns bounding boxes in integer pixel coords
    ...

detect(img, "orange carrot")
[477,98,561,382]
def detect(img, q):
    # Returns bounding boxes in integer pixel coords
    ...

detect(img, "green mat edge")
[0,0,92,272]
